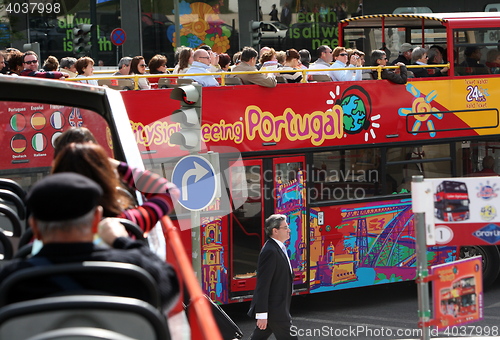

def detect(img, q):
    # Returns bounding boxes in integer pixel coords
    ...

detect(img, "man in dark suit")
[248,214,298,340]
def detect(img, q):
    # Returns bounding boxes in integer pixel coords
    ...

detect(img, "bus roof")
[340,12,500,28]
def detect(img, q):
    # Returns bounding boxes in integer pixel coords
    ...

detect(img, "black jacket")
[248,239,294,322]
[372,64,407,84]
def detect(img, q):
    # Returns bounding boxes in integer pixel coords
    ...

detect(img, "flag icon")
[50,111,65,129]
[68,108,83,127]
[32,133,47,152]
[11,134,27,153]
[31,112,46,131]
[51,132,63,148]
[10,113,26,132]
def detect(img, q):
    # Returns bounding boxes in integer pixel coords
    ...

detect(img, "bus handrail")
[232,214,261,238]
[160,215,222,340]
[66,63,451,89]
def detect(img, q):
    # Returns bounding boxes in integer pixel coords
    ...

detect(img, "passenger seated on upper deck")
[427,46,449,76]
[278,49,303,83]
[458,46,490,75]
[309,45,334,80]
[485,49,500,74]
[232,47,277,88]
[391,43,413,65]
[412,47,449,78]
[370,49,407,84]
[330,46,362,82]
[184,49,219,87]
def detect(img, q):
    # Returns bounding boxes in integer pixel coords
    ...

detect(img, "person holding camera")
[330,46,362,82]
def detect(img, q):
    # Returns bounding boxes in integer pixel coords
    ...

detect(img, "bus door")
[228,155,308,300]
[228,159,264,300]
[272,156,308,291]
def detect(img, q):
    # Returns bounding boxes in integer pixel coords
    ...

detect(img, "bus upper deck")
[340,12,500,77]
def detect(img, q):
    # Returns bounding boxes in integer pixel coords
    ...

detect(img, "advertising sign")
[426,177,500,246]
[431,257,483,330]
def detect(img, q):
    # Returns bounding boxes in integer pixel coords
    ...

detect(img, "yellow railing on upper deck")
[66,63,451,90]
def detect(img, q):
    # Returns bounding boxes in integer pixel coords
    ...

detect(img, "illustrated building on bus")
[434,181,470,222]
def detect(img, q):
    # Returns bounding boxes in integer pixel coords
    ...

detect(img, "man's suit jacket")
[247,238,293,322]
[232,62,277,88]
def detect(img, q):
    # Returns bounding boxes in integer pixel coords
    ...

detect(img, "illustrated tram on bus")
[2,12,500,305]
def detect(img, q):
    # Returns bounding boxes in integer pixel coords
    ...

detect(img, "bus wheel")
[459,245,500,289]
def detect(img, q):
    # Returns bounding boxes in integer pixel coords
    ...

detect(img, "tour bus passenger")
[0,172,180,315]
[42,56,59,72]
[278,49,303,83]
[391,43,413,65]
[5,49,23,75]
[232,51,242,66]
[298,49,311,68]
[148,54,169,74]
[129,55,151,90]
[276,50,286,66]
[198,45,221,73]
[485,49,500,74]
[370,49,407,84]
[256,47,272,70]
[0,51,7,74]
[60,57,78,78]
[232,46,277,88]
[330,46,362,81]
[473,155,499,176]
[20,51,68,79]
[459,46,489,75]
[218,53,231,71]
[412,47,449,77]
[75,56,99,85]
[113,57,132,76]
[427,47,449,76]
[173,47,194,74]
[309,45,334,79]
[185,49,220,87]
[259,48,279,70]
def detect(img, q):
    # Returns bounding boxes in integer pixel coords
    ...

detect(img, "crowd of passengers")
[0,42,496,89]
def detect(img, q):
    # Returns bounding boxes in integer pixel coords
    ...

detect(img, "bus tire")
[459,245,500,289]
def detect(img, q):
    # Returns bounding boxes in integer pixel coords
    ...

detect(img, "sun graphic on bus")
[327,85,380,141]
[398,83,443,137]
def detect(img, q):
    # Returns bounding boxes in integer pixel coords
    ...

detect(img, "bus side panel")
[122,78,500,162]
[309,199,456,293]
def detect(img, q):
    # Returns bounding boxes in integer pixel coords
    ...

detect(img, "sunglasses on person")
[139,64,147,67]
[24,60,38,64]
[339,53,348,56]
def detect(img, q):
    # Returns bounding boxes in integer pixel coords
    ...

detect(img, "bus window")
[311,149,381,202]
[387,144,453,194]
[464,140,500,175]
[453,28,500,75]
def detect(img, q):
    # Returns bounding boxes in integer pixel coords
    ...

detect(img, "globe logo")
[342,94,368,134]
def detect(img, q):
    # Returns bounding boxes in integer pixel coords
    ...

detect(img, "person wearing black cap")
[0,173,179,313]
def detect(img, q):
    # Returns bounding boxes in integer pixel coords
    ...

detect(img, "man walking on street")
[248,214,298,340]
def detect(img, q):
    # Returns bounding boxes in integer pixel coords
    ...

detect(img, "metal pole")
[191,210,202,285]
[413,175,431,340]
[174,0,180,49]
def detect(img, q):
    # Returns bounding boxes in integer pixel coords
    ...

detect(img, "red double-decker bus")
[434,180,470,222]
[3,12,500,306]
